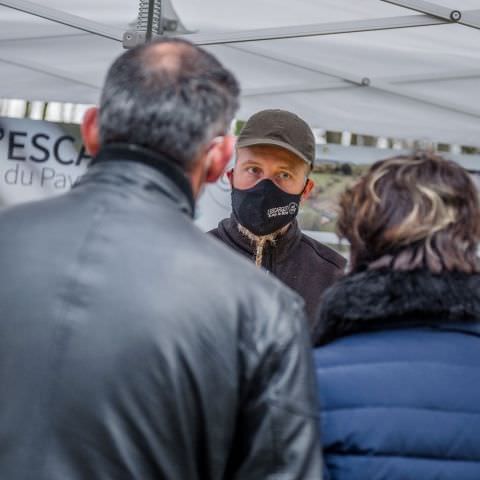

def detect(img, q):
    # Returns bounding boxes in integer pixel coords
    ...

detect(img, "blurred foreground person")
[314,152,480,480]
[0,39,323,480]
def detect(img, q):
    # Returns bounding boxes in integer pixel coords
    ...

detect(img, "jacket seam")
[29,198,111,475]
[326,452,480,463]
[316,360,480,369]
[321,405,480,415]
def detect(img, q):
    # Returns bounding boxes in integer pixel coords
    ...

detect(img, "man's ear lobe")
[205,135,235,184]
[301,178,315,201]
[81,107,100,156]
[226,168,234,187]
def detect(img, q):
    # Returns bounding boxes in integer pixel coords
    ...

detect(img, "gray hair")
[98,38,240,170]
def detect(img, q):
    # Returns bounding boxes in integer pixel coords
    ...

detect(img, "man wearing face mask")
[211,109,346,329]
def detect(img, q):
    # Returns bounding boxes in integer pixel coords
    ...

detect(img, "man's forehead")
[236,145,306,168]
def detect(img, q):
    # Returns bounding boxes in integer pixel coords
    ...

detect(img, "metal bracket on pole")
[380,1,480,30]
[123,0,161,47]
[0,0,188,47]
[123,0,192,48]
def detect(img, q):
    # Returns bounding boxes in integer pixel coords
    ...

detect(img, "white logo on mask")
[267,202,298,218]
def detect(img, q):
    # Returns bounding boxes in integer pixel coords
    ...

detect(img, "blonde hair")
[338,151,480,273]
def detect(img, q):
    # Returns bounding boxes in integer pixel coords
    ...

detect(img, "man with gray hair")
[0,39,323,479]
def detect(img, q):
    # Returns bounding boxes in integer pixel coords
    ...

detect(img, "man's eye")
[246,167,260,175]
[278,172,291,180]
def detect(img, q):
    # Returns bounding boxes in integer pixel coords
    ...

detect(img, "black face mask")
[231,179,303,236]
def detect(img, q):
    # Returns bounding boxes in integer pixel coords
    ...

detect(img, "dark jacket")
[210,216,346,330]
[314,269,480,480]
[0,144,323,480]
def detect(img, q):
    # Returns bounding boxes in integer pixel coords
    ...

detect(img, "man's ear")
[226,168,234,187]
[205,134,235,183]
[301,178,315,201]
[81,107,100,156]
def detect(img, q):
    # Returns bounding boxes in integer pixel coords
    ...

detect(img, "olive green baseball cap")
[236,109,315,167]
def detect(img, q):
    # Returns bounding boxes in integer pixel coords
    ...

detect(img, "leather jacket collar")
[75,143,195,217]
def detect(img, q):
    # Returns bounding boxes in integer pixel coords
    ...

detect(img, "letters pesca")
[2,129,91,166]
[0,128,90,190]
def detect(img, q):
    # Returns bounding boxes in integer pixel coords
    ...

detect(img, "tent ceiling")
[1,0,480,147]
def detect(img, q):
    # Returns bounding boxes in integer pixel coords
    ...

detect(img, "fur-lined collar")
[314,269,480,345]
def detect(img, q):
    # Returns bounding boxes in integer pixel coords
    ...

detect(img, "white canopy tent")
[1,0,480,147]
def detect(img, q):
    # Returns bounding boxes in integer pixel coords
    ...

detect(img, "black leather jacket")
[0,145,323,480]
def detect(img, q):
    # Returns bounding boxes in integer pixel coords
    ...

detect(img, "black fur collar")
[314,269,480,345]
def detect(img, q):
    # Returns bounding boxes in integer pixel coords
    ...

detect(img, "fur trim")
[315,269,480,345]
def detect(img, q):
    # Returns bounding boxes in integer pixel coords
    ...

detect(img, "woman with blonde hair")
[314,151,480,480]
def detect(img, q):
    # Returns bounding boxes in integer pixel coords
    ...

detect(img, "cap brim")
[236,137,312,166]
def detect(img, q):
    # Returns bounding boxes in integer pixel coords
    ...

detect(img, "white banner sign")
[0,117,91,207]
[0,118,338,243]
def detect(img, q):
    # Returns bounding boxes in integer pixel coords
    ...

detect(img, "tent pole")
[146,0,156,41]
[183,14,447,46]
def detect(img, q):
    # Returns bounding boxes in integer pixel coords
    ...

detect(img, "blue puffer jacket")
[313,269,480,480]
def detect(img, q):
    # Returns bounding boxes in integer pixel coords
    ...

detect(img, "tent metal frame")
[233,44,480,119]
[244,68,480,98]
[4,0,479,44]
[0,0,479,119]
[185,14,447,45]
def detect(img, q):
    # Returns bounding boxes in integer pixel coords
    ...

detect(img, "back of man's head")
[98,39,240,171]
